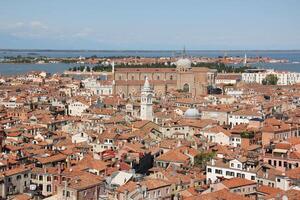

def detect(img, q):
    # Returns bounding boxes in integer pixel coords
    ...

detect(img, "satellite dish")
[30,184,37,191]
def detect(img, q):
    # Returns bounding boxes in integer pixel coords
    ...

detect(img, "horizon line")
[1,49,300,52]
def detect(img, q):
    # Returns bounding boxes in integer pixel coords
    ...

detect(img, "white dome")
[184,108,200,118]
[176,58,192,69]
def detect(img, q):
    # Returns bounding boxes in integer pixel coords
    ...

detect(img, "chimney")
[58,164,62,184]
[75,178,81,184]
[211,159,215,166]
[190,176,195,188]
[58,163,62,175]
[66,156,71,169]
[177,140,182,147]
[99,151,103,160]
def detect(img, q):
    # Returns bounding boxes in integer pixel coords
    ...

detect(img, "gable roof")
[222,178,255,189]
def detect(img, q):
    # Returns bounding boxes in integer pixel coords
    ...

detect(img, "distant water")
[0,50,300,75]
[0,63,75,75]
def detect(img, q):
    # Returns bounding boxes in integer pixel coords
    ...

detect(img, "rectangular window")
[47,185,51,192]
[277,178,281,182]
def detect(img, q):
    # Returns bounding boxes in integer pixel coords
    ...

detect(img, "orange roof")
[265,189,300,200]
[257,185,283,195]
[206,126,231,136]
[72,155,108,172]
[61,171,104,190]
[1,166,30,177]
[156,146,197,163]
[286,167,300,179]
[11,194,32,200]
[36,154,67,164]
[117,179,171,193]
[222,177,255,189]
[184,188,251,200]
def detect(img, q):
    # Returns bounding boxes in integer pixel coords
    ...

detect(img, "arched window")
[157,76,160,80]
[183,83,189,92]
[170,75,173,80]
[131,76,134,80]
[147,94,152,104]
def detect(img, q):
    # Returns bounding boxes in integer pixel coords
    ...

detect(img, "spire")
[244,53,247,66]
[143,77,150,90]
[182,45,187,58]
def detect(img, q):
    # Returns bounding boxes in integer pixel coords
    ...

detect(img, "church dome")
[176,58,192,69]
[184,108,200,118]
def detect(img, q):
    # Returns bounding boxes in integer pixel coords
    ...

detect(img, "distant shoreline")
[1,49,300,53]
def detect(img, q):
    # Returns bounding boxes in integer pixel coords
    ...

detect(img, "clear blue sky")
[1,0,300,50]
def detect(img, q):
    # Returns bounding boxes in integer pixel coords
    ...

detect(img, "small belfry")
[140,77,153,121]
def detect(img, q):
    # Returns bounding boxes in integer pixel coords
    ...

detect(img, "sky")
[1,0,300,50]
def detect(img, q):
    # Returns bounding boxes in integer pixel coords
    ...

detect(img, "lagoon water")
[0,50,300,75]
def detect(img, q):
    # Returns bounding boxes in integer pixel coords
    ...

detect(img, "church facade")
[112,58,216,98]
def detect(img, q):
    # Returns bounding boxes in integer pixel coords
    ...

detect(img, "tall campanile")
[140,77,153,121]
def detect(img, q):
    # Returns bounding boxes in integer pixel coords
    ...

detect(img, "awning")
[273,149,288,153]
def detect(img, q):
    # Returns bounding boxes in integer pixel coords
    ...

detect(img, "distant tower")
[112,61,115,74]
[140,77,153,121]
[182,45,187,58]
[244,53,247,66]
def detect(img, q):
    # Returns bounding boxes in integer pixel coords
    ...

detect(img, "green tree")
[240,131,254,139]
[79,66,85,72]
[194,151,215,169]
[262,74,278,85]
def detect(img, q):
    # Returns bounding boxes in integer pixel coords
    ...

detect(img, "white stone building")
[82,78,113,95]
[68,100,90,116]
[229,109,262,127]
[242,69,300,85]
[206,158,257,183]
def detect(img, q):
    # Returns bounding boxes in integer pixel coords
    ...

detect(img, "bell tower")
[140,77,153,121]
